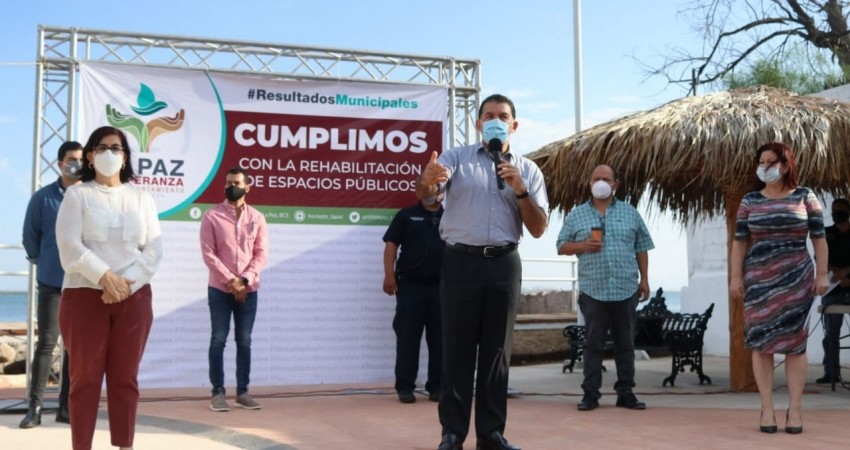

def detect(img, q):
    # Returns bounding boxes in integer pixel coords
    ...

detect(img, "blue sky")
[0,0,701,292]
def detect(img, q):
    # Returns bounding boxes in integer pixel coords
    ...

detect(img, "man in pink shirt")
[200,167,268,412]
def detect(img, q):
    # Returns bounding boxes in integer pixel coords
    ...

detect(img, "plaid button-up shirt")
[557,199,654,301]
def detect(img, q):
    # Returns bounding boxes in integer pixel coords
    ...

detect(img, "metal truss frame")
[27,25,481,394]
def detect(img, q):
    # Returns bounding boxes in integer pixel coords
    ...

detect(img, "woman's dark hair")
[79,126,135,183]
[753,142,798,191]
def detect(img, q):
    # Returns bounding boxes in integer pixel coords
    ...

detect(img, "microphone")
[488,138,505,190]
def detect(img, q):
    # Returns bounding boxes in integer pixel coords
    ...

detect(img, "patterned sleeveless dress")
[734,187,824,354]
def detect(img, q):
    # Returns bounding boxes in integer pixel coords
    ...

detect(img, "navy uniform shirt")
[383,202,445,282]
[825,224,850,294]
[826,224,850,268]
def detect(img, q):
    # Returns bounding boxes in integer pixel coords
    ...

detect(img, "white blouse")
[56,181,163,293]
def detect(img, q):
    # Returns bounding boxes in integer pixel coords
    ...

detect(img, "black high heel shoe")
[760,410,777,434]
[785,409,803,434]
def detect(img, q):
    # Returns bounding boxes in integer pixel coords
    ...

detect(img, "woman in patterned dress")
[729,142,829,435]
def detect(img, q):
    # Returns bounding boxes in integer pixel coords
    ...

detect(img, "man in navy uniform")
[382,193,445,404]
[818,198,850,384]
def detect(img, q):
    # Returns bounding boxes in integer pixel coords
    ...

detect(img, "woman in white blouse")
[56,126,162,450]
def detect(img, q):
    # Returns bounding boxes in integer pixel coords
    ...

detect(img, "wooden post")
[725,191,756,392]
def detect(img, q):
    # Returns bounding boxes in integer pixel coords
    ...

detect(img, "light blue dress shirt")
[437,143,548,246]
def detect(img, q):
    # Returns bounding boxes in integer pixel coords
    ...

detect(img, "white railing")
[521,256,579,313]
[0,244,28,278]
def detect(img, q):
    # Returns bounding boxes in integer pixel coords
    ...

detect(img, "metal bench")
[634,288,673,352]
[562,325,592,373]
[661,303,715,387]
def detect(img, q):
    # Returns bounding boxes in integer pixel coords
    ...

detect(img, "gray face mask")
[63,160,82,179]
[756,165,781,184]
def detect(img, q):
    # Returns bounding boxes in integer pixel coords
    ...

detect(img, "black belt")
[449,242,517,258]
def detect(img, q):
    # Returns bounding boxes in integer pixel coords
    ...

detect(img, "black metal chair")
[661,303,715,387]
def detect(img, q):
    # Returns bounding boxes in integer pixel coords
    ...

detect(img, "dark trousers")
[821,291,849,378]
[29,282,70,407]
[393,278,441,393]
[60,285,153,450]
[578,292,639,398]
[438,246,520,441]
[208,287,258,396]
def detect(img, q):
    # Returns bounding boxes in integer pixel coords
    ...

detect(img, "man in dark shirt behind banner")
[817,198,850,384]
[417,94,548,450]
[382,193,445,404]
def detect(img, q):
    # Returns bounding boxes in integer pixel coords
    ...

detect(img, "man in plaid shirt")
[556,164,654,412]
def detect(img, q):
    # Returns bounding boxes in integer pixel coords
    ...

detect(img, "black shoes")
[398,390,416,404]
[476,431,521,450]
[429,389,440,402]
[759,411,777,434]
[19,402,42,429]
[615,393,646,410]
[815,374,840,384]
[576,394,599,411]
[56,403,71,424]
[577,393,645,410]
[785,409,803,434]
[438,433,463,450]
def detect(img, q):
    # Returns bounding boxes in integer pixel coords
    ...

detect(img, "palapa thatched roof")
[528,85,850,223]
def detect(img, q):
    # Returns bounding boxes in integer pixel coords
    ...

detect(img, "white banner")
[79,62,448,388]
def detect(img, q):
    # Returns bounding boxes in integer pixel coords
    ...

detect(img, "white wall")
[682,217,730,357]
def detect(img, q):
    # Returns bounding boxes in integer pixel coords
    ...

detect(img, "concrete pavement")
[1,355,848,449]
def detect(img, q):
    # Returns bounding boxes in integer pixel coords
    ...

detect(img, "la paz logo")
[106,83,185,152]
[107,83,188,201]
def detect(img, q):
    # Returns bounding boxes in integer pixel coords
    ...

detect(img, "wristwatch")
[240,276,249,287]
[515,190,530,199]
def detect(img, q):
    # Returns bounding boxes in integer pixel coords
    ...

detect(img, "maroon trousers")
[59,285,153,450]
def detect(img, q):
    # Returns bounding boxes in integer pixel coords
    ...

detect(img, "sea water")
[654,290,681,312]
[0,291,28,322]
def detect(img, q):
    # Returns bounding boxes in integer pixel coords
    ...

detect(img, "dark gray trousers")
[393,278,442,393]
[438,246,520,441]
[821,291,849,378]
[29,282,70,406]
[578,291,639,398]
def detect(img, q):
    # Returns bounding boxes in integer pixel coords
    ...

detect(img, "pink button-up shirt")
[200,200,268,293]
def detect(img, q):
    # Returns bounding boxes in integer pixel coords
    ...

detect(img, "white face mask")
[591,180,613,199]
[94,151,124,178]
[756,165,781,184]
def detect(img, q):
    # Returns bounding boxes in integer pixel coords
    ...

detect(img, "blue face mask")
[482,119,510,144]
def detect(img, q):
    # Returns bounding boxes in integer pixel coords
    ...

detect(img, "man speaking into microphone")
[416,94,548,450]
